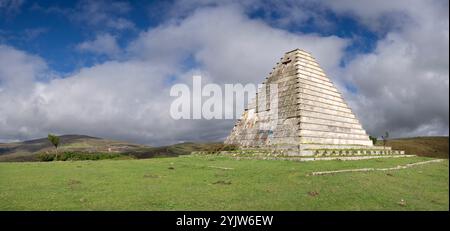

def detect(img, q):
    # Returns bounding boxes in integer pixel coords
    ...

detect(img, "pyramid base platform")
[230,154,415,162]
[202,144,407,161]
[235,144,405,157]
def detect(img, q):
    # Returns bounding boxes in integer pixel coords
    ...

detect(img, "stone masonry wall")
[225,48,373,148]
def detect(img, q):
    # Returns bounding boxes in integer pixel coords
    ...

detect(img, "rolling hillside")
[0,135,447,162]
[375,136,448,159]
[0,135,220,162]
[0,135,146,162]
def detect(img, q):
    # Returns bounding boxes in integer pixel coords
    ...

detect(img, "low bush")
[37,152,55,161]
[204,144,238,154]
[37,151,134,162]
[221,144,238,151]
[369,136,378,145]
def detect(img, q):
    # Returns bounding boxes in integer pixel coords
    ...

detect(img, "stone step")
[299,116,363,129]
[233,155,415,162]
[299,123,367,135]
[301,144,391,150]
[299,136,373,146]
[221,146,405,157]
[298,97,352,114]
[268,144,391,150]
[298,93,348,109]
[299,129,370,140]
[298,83,342,98]
[298,88,346,105]
[298,104,356,119]
[297,109,360,124]
[310,149,405,157]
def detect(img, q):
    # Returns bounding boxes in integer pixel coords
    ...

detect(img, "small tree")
[369,136,378,145]
[381,131,389,149]
[48,134,60,161]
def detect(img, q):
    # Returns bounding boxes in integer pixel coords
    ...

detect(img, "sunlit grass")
[0,155,447,211]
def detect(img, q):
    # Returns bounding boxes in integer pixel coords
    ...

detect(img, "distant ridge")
[0,135,446,162]
[0,134,149,162]
[0,134,220,162]
[20,134,101,145]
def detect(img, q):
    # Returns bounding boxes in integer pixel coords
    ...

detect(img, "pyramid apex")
[285,48,300,54]
[285,48,311,55]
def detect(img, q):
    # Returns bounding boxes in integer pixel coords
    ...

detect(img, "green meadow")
[0,155,448,211]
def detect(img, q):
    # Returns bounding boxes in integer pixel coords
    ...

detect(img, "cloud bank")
[0,1,448,144]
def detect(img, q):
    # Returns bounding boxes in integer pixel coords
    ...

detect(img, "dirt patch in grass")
[308,191,319,197]
[67,179,81,190]
[143,174,160,178]
[213,180,232,185]
[68,179,81,185]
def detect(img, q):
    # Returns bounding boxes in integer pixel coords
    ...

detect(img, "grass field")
[0,155,448,211]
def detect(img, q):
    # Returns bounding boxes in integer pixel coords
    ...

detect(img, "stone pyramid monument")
[225,49,405,158]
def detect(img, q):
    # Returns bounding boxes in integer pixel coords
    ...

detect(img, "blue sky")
[0,0,448,145]
[1,0,380,74]
[1,0,145,73]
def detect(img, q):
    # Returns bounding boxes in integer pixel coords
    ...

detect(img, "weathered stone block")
[225,48,404,157]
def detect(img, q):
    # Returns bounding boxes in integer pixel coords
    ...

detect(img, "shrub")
[221,144,238,151]
[36,151,134,162]
[369,136,378,145]
[37,152,55,161]
[204,144,239,154]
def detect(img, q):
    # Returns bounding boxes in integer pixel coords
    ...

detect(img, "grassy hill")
[376,136,448,159]
[0,135,220,162]
[0,135,149,162]
[0,155,447,210]
[1,135,447,162]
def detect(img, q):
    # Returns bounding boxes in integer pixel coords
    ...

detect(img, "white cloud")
[31,0,135,31]
[0,45,47,91]
[76,34,121,56]
[0,44,49,140]
[0,1,448,145]
[72,0,135,31]
[129,5,347,84]
[328,0,449,137]
[0,5,347,145]
[325,0,449,32]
